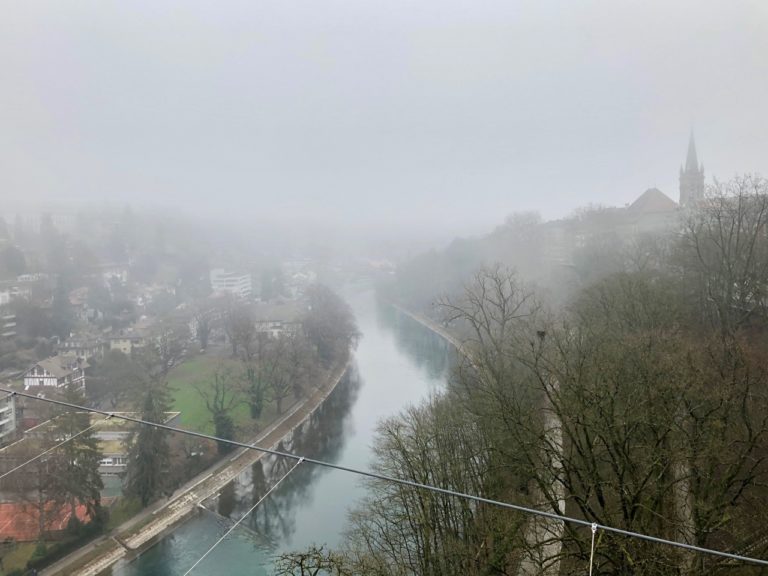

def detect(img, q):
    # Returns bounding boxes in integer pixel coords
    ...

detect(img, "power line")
[0,418,106,482]
[3,386,768,568]
[183,457,304,575]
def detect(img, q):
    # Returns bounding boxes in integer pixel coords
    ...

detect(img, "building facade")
[0,394,17,444]
[210,269,253,299]
[23,356,87,391]
[109,333,145,355]
[0,310,16,340]
[59,335,107,361]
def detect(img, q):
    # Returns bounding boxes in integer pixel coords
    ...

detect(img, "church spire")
[685,131,699,172]
[679,131,705,208]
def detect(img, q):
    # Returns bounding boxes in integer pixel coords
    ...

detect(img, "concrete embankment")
[44,359,350,576]
[389,303,465,352]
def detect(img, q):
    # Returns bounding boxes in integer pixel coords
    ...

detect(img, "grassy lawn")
[167,354,281,437]
[107,497,142,531]
[1,541,36,574]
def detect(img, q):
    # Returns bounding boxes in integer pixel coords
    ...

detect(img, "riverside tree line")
[125,283,358,507]
[278,176,768,576]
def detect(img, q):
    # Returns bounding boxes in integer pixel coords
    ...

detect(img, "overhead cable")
[0,417,107,482]
[183,457,304,575]
[3,387,768,568]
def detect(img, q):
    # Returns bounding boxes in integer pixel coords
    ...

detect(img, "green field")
[167,355,280,437]
[1,541,36,574]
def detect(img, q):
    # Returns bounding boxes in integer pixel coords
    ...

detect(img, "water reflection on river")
[109,288,453,576]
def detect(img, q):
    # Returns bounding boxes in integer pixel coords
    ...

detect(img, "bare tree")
[221,298,256,360]
[193,305,213,351]
[678,175,768,337]
[274,544,359,576]
[251,335,293,415]
[285,331,315,400]
[148,318,190,378]
[347,395,505,576]
[196,363,242,454]
[91,349,142,409]
[440,266,768,574]
[268,338,294,415]
[2,439,61,540]
[304,284,358,367]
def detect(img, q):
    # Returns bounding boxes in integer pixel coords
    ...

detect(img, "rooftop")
[628,188,679,214]
[252,300,306,322]
[0,500,91,541]
[27,356,88,379]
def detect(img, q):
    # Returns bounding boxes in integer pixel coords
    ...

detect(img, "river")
[107,288,453,576]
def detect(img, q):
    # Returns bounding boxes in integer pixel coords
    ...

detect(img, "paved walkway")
[42,360,349,576]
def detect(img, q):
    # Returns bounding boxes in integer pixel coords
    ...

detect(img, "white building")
[0,394,17,444]
[23,356,87,391]
[1,311,16,340]
[210,269,252,299]
[0,286,30,305]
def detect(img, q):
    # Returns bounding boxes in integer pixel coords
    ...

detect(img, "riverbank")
[389,303,466,353]
[42,358,351,576]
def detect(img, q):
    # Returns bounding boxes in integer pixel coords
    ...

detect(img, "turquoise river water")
[104,287,453,576]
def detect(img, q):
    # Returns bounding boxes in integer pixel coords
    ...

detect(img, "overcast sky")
[2,0,767,236]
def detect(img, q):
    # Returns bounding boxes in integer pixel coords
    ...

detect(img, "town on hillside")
[0,211,360,571]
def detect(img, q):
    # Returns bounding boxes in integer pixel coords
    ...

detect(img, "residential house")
[109,333,145,355]
[108,324,149,355]
[23,356,87,391]
[253,301,305,338]
[59,334,107,361]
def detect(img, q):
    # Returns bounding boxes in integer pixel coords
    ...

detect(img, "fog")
[2,0,768,241]
[4,5,768,572]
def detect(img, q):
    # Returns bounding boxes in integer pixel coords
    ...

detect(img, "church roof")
[628,188,678,214]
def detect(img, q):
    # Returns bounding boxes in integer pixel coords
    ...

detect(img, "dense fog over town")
[3,0,768,240]
[2,2,768,576]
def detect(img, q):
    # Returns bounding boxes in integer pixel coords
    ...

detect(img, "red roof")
[0,501,91,541]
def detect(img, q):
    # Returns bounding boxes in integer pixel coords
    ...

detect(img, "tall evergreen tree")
[49,384,104,524]
[124,381,172,507]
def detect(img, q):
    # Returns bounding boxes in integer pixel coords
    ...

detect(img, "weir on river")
[105,287,454,576]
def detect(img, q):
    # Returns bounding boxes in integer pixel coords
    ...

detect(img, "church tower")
[679,132,705,207]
